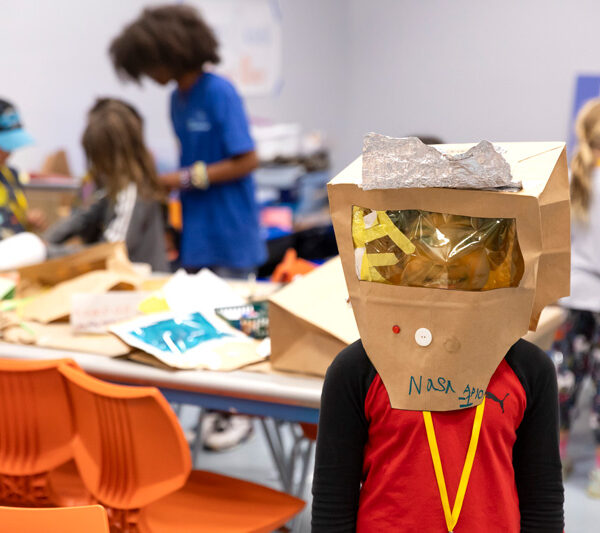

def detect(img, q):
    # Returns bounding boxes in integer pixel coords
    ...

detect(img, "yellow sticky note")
[138,295,170,314]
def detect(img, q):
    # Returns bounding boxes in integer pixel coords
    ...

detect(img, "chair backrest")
[59,364,191,510]
[0,504,109,533]
[0,358,79,476]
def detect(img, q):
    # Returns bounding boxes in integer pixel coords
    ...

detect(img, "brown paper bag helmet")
[328,141,570,412]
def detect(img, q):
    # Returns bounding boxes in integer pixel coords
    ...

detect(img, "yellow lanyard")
[423,399,485,533]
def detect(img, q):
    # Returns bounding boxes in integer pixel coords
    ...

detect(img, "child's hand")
[27,209,47,231]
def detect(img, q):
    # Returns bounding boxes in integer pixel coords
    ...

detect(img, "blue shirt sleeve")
[211,81,255,158]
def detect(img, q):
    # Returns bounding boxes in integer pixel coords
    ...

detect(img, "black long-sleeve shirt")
[312,338,564,532]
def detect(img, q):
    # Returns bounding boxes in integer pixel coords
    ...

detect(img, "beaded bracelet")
[179,167,192,189]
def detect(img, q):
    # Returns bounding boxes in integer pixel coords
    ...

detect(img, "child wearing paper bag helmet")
[312,135,569,532]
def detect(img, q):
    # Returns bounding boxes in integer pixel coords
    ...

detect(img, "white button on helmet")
[415,327,432,347]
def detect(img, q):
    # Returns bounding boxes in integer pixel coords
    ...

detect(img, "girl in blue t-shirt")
[110,4,266,279]
[110,5,263,452]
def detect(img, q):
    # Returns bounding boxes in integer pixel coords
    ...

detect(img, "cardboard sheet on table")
[269,257,360,376]
[17,241,134,295]
[243,360,274,374]
[2,320,131,357]
[126,340,264,371]
[127,351,178,371]
[242,359,320,378]
[21,270,142,324]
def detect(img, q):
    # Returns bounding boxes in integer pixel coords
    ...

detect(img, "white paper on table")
[162,269,246,314]
[71,291,149,333]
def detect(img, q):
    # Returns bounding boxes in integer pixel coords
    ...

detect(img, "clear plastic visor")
[352,207,524,291]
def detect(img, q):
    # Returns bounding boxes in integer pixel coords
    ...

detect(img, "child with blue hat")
[0,99,45,238]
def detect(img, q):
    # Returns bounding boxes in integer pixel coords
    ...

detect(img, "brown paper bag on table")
[269,257,360,376]
[328,140,570,411]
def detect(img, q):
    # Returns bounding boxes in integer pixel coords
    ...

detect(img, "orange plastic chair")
[0,504,109,533]
[59,364,305,532]
[0,358,90,507]
[270,248,317,283]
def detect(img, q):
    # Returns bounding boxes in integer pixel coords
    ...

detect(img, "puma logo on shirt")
[485,391,510,413]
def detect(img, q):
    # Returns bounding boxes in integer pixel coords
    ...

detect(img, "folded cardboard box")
[18,241,133,295]
[269,256,360,376]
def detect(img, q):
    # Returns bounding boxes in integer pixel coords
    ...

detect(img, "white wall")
[2,0,176,174]
[4,0,600,176]
[247,0,349,171]
[341,0,600,166]
[1,0,347,174]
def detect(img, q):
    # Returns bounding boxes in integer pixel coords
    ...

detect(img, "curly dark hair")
[109,4,220,82]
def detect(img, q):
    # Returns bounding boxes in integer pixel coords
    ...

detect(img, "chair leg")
[296,439,315,499]
[288,435,315,533]
[191,408,206,468]
[260,418,292,491]
[287,439,299,489]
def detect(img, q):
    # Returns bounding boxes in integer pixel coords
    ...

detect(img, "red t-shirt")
[312,339,564,532]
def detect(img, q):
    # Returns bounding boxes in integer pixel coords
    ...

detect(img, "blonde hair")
[82,98,162,201]
[571,98,600,222]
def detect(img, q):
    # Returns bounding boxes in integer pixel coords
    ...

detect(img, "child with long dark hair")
[46,98,168,271]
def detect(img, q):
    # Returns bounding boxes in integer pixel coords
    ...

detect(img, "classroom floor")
[562,376,600,532]
[180,378,600,533]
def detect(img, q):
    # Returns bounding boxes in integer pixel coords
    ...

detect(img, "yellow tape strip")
[368,265,386,282]
[377,211,416,254]
[363,225,388,243]
[359,251,387,282]
[353,207,415,282]
[353,208,391,247]
[365,253,398,267]
[360,249,370,280]
[352,206,367,247]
